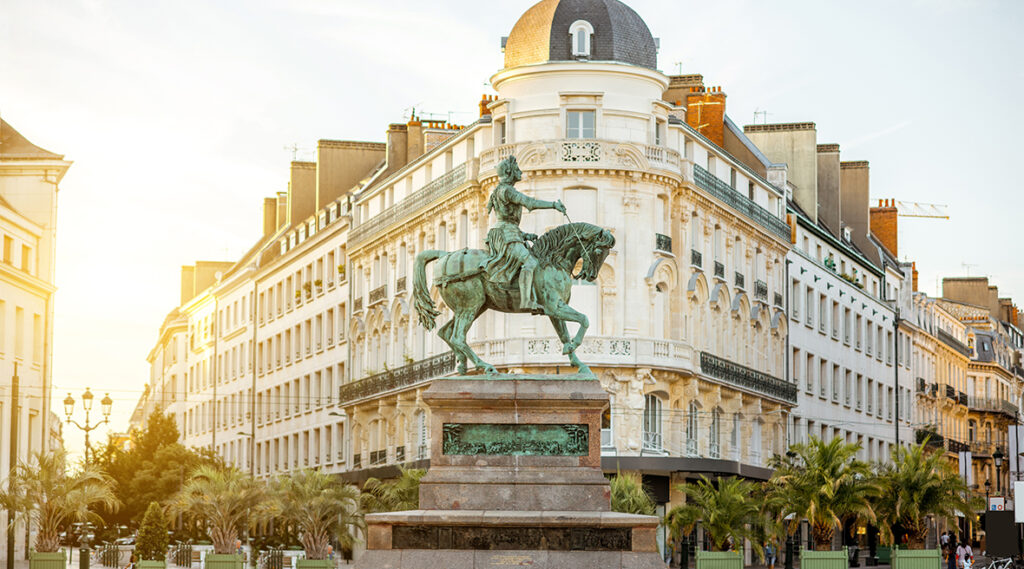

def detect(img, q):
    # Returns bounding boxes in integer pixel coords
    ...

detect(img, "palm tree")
[609,471,656,515]
[168,465,269,554]
[875,440,980,549]
[272,469,364,560]
[360,467,425,513]
[664,475,765,555]
[0,449,119,553]
[767,437,878,550]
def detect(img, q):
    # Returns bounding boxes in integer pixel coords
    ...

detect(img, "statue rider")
[485,156,566,311]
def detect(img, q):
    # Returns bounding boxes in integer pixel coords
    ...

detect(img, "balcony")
[369,449,386,466]
[349,163,468,247]
[395,276,407,294]
[957,392,968,407]
[685,438,698,457]
[713,261,725,279]
[338,352,457,405]
[699,351,797,404]
[480,139,682,174]
[774,293,783,307]
[693,164,790,240]
[968,396,1019,417]
[369,285,388,306]
[947,439,968,454]
[916,377,927,394]
[734,272,745,290]
[353,297,363,313]
[754,280,768,302]
[691,249,703,268]
[945,385,957,402]
[642,431,663,453]
[655,233,672,254]
[916,429,944,447]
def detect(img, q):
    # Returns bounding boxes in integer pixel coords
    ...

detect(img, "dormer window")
[570,20,594,58]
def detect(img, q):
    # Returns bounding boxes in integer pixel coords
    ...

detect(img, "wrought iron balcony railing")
[713,261,725,279]
[693,164,791,240]
[395,276,407,294]
[353,297,363,313]
[774,292,783,307]
[691,249,703,268]
[338,352,456,405]
[754,280,768,302]
[369,285,388,306]
[699,351,797,403]
[655,233,672,254]
[734,272,745,289]
[642,431,663,452]
[968,396,1019,416]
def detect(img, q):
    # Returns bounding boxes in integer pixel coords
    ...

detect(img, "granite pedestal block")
[355,376,668,569]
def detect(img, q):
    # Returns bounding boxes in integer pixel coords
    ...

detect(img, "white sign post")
[1015,482,1024,524]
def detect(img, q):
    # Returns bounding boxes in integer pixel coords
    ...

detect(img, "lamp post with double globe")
[63,388,113,463]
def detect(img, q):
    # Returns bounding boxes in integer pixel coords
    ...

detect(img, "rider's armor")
[484,183,549,310]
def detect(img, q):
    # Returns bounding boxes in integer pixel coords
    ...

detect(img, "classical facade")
[136,0,798,557]
[0,118,70,562]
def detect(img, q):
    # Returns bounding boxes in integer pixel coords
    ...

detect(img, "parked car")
[115,537,136,546]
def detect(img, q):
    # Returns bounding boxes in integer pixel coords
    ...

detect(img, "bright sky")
[3,0,1022,459]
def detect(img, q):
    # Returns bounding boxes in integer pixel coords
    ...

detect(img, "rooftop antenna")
[284,144,301,161]
[753,109,770,124]
[674,61,684,75]
[962,262,979,276]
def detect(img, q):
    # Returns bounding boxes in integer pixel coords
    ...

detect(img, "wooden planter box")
[696,550,743,569]
[29,551,66,569]
[892,548,941,569]
[138,560,167,569]
[205,553,244,569]
[296,560,333,569]
[800,547,848,569]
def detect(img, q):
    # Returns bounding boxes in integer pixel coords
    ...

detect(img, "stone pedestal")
[356,377,667,569]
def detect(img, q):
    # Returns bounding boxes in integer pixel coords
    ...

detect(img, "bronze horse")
[413,222,614,376]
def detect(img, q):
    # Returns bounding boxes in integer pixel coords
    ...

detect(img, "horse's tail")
[413,250,445,330]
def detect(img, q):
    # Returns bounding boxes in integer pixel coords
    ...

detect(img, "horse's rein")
[561,211,593,279]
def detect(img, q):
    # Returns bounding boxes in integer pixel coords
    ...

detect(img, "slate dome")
[503,0,658,70]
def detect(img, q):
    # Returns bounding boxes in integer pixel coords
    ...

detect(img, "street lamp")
[994,448,1005,494]
[63,388,113,463]
[985,478,991,508]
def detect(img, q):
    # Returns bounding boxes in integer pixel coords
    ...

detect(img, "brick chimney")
[479,94,495,118]
[912,261,919,292]
[870,198,898,257]
[686,86,726,148]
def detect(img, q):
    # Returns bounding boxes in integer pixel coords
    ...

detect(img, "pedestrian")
[765,541,777,569]
[947,534,957,569]
[956,537,973,569]
[124,553,136,569]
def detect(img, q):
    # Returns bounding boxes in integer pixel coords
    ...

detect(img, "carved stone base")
[354,376,667,568]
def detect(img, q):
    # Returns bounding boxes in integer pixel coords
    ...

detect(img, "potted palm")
[768,437,878,569]
[0,450,119,569]
[876,441,978,569]
[665,475,764,569]
[168,466,268,569]
[359,467,425,513]
[135,502,170,569]
[609,471,656,515]
[272,469,363,569]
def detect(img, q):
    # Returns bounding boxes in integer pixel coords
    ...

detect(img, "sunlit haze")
[3,0,1021,460]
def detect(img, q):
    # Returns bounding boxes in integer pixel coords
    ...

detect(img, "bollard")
[785,536,794,569]
[679,536,689,569]
[80,548,89,569]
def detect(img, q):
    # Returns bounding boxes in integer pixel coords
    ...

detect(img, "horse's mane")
[531,222,604,270]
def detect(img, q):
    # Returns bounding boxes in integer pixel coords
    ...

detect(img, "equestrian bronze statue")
[412,155,614,376]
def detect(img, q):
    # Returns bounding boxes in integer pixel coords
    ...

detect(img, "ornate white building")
[137,0,799,555]
[0,118,70,562]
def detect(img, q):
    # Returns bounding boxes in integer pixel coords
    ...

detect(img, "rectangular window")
[20,245,30,273]
[2,236,11,264]
[567,110,596,139]
[806,353,815,393]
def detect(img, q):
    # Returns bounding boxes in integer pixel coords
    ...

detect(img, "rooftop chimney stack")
[869,197,898,258]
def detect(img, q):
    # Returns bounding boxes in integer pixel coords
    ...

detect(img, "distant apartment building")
[0,118,70,562]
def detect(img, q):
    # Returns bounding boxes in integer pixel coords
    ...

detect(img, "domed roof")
[503,0,658,70]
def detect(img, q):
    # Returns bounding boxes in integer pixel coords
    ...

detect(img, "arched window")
[968,420,976,443]
[731,413,742,460]
[686,401,699,456]
[642,394,663,452]
[569,20,595,57]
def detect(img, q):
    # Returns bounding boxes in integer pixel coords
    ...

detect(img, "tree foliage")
[135,502,169,561]
[664,475,765,554]
[272,469,363,559]
[609,471,656,516]
[0,449,119,552]
[875,440,980,549]
[93,410,221,530]
[360,467,425,513]
[767,437,879,550]
[168,465,269,554]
